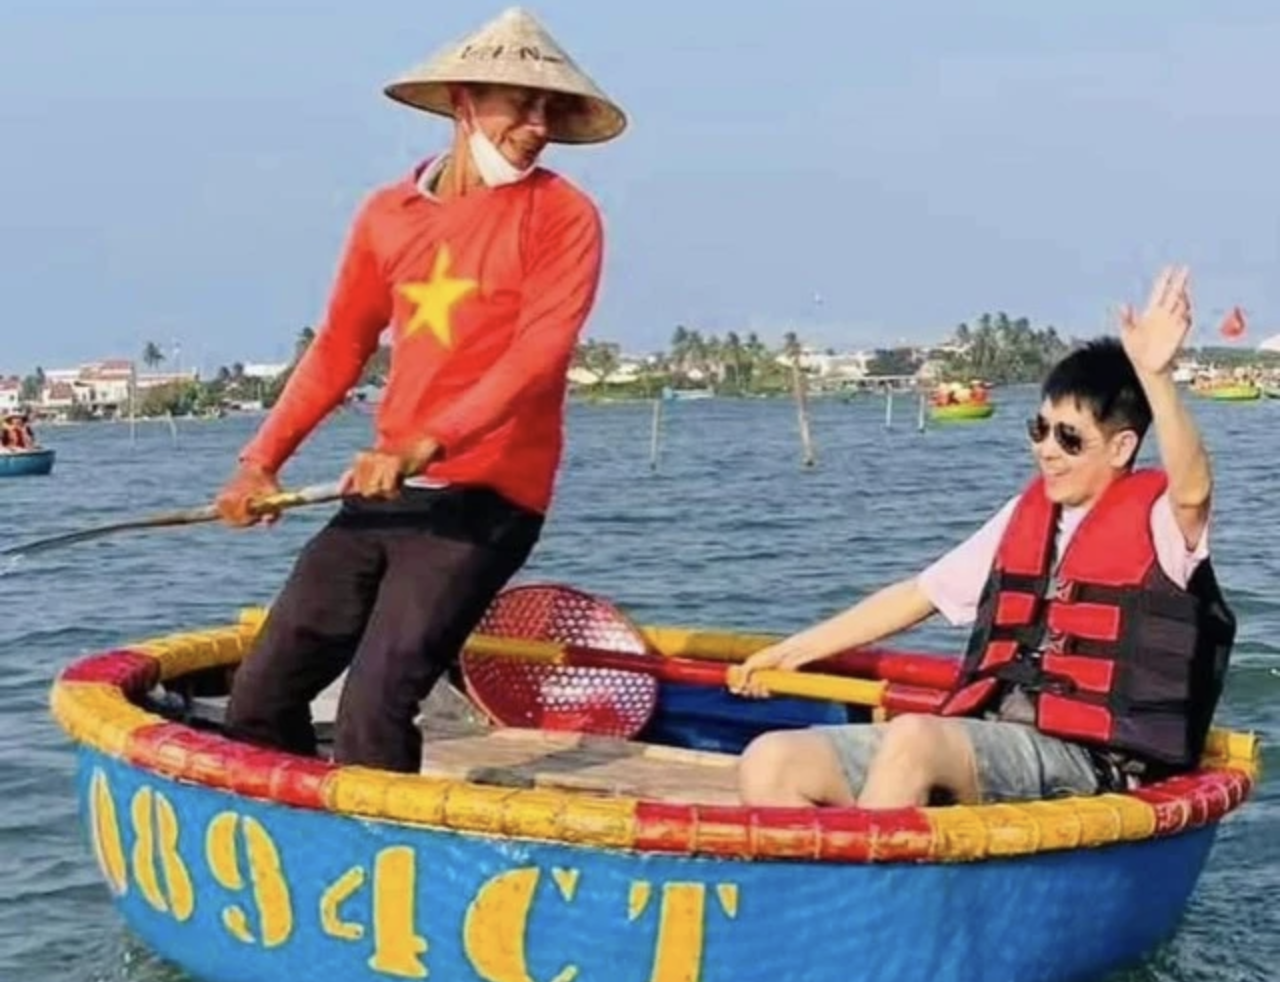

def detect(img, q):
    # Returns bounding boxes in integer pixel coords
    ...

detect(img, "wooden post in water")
[790,353,816,468]
[884,387,894,429]
[649,394,663,471]
[129,360,137,447]
[917,389,926,432]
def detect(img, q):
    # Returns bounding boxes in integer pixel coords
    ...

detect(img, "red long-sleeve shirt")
[240,161,604,514]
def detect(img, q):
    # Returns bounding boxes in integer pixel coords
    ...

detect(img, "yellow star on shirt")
[397,244,478,346]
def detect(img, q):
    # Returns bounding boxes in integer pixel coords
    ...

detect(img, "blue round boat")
[49,606,1260,982]
[0,447,55,477]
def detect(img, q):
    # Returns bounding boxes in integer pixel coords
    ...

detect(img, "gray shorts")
[818,718,1101,804]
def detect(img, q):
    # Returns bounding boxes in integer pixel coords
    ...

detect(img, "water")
[1,389,1276,982]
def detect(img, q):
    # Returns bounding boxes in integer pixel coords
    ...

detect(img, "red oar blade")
[461,583,660,738]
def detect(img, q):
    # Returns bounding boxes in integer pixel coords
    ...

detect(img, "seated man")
[1,414,26,450]
[732,266,1235,809]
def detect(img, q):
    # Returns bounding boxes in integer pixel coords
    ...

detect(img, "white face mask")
[467,126,536,188]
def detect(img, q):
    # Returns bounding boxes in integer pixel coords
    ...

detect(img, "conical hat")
[384,7,626,145]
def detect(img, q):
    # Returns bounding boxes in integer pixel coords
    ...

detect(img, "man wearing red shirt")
[214,8,626,773]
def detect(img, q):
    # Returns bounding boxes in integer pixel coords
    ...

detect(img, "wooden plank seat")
[418,715,741,805]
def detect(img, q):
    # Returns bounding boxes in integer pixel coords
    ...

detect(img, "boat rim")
[50,608,1261,865]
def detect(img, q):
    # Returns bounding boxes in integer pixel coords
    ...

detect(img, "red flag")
[1219,306,1247,339]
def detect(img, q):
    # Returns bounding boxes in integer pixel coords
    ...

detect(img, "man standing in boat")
[214,7,626,773]
[733,266,1235,809]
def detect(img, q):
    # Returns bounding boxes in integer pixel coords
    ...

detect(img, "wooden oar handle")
[0,479,351,559]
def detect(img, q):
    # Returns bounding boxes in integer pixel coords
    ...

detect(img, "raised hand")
[1119,265,1192,377]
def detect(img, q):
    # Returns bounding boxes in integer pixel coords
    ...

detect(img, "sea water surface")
[0,388,1275,981]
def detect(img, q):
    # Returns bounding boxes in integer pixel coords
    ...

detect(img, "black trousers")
[224,485,543,773]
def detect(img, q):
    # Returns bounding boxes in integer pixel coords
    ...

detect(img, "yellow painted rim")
[48,609,1261,864]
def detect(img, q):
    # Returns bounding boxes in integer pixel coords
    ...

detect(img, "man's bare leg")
[856,714,982,808]
[737,730,858,807]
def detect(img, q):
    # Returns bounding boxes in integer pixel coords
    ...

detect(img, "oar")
[1,481,345,559]
[462,634,946,714]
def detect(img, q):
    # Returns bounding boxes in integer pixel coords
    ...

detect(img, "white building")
[70,359,135,407]
[241,362,290,380]
[37,359,198,415]
[774,348,874,379]
[567,357,648,386]
[41,381,79,411]
[0,378,22,412]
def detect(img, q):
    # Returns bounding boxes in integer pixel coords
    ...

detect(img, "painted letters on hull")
[78,752,1216,982]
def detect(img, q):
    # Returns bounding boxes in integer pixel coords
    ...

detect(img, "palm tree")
[670,325,691,379]
[20,367,44,403]
[295,326,316,362]
[572,340,621,388]
[724,331,745,391]
[782,331,802,361]
[142,342,165,370]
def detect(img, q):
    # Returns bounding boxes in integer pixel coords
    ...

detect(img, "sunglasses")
[1026,415,1085,455]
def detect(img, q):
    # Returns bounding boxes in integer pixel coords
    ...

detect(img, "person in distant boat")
[212,8,625,773]
[2,414,30,451]
[19,411,35,448]
[732,266,1234,809]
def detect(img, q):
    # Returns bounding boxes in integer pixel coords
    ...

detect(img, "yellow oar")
[463,633,890,708]
[1,481,345,559]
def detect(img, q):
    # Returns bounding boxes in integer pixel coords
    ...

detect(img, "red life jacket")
[939,468,1235,775]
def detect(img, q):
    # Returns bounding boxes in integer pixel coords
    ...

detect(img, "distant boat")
[1201,383,1261,402]
[928,381,995,422]
[929,401,996,422]
[0,448,55,477]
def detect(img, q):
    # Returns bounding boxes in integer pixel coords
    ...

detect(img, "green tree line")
[569,315,1077,397]
[14,315,1276,417]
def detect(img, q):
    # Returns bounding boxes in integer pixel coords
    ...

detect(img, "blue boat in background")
[0,448,55,477]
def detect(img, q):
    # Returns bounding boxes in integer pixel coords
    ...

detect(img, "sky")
[2,0,1279,375]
